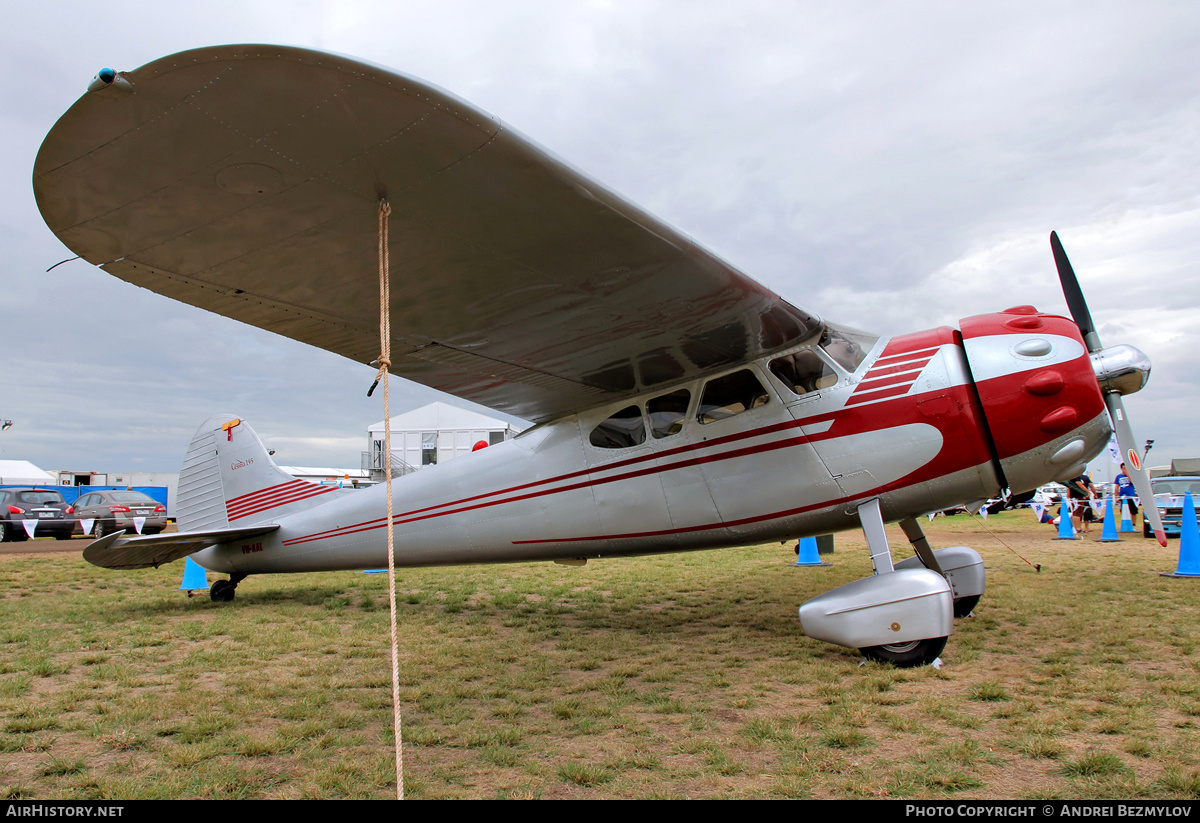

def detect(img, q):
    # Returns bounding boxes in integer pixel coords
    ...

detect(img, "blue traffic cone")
[1054,498,1077,539]
[1119,499,1134,532]
[1097,490,1121,542]
[793,536,829,566]
[180,556,209,592]
[1162,491,1200,577]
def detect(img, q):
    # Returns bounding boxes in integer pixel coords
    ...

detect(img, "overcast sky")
[2,1,1198,480]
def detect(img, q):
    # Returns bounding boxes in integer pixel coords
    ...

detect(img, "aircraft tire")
[953,595,980,618]
[860,636,947,668]
[210,580,236,603]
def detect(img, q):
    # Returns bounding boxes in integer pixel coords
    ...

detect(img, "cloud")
[3,0,1199,477]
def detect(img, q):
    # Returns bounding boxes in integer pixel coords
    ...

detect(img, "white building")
[365,402,521,477]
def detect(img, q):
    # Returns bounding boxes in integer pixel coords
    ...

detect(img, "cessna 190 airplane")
[33,45,1165,666]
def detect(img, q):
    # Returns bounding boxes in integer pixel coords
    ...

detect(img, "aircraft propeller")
[1049,231,1166,545]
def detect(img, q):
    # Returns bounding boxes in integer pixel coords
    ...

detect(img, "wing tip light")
[87,68,115,92]
[87,67,132,93]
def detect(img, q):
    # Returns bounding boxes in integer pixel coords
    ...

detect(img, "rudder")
[177,415,336,531]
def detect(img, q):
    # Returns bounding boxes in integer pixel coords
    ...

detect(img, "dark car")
[0,488,76,541]
[74,490,167,537]
[1144,476,1200,538]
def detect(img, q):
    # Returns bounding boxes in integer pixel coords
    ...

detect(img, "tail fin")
[177,415,338,531]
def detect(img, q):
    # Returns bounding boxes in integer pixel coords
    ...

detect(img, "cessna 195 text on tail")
[33,45,1165,666]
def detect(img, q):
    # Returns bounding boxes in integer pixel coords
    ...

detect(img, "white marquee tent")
[366,402,521,473]
[0,460,56,486]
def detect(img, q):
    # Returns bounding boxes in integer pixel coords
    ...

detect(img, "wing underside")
[35,45,819,421]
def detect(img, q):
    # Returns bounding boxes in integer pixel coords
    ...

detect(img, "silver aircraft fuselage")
[191,317,1110,576]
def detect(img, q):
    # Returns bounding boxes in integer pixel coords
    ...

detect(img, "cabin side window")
[697,370,769,425]
[769,349,838,396]
[589,405,647,449]
[646,389,691,439]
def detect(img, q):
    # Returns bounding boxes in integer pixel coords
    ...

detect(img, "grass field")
[1,511,1197,799]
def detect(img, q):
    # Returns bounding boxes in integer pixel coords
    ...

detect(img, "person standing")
[1069,474,1098,534]
[1115,463,1139,528]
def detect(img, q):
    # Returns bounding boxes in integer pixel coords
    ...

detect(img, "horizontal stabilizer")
[82,525,280,570]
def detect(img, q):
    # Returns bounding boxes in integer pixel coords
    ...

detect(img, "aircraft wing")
[34,45,820,422]
[82,525,280,570]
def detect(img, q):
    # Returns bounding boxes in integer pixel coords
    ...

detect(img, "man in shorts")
[1115,463,1139,528]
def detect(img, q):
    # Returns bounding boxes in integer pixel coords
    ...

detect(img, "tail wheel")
[860,636,947,667]
[210,579,236,602]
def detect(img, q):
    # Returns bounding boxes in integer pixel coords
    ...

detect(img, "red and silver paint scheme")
[156,307,1106,576]
[36,45,1158,665]
[87,302,1128,664]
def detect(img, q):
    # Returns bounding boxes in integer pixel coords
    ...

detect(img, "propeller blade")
[1050,231,1103,352]
[1104,393,1166,546]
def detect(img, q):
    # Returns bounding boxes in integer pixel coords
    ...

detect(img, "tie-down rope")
[376,199,404,799]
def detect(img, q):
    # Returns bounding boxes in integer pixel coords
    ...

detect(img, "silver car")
[74,490,167,537]
[1144,476,1200,539]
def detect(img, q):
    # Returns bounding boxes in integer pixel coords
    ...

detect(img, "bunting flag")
[21,519,38,538]
[1032,502,1045,521]
[980,506,989,520]
[1106,433,1121,466]
[79,518,95,535]
[1091,499,1105,517]
[133,517,146,535]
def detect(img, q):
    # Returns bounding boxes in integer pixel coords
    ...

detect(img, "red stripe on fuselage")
[845,384,915,405]
[280,375,996,548]
[281,430,813,546]
[856,366,926,387]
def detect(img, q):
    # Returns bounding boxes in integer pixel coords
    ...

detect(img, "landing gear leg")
[797,498,953,668]
[209,573,247,603]
[897,518,986,618]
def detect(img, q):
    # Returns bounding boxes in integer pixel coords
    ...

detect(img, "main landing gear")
[797,499,986,667]
[209,573,247,602]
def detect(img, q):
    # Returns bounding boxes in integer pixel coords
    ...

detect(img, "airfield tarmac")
[1,510,1196,799]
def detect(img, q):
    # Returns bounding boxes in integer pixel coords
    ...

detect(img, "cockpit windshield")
[819,323,879,373]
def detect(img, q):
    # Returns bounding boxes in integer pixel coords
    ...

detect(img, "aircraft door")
[688,367,838,537]
[768,348,870,501]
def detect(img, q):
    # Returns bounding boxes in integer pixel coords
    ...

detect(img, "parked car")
[0,488,76,541]
[1143,476,1200,538]
[1034,482,1069,507]
[73,490,167,537]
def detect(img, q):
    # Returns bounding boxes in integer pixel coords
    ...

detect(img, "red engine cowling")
[959,306,1110,494]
